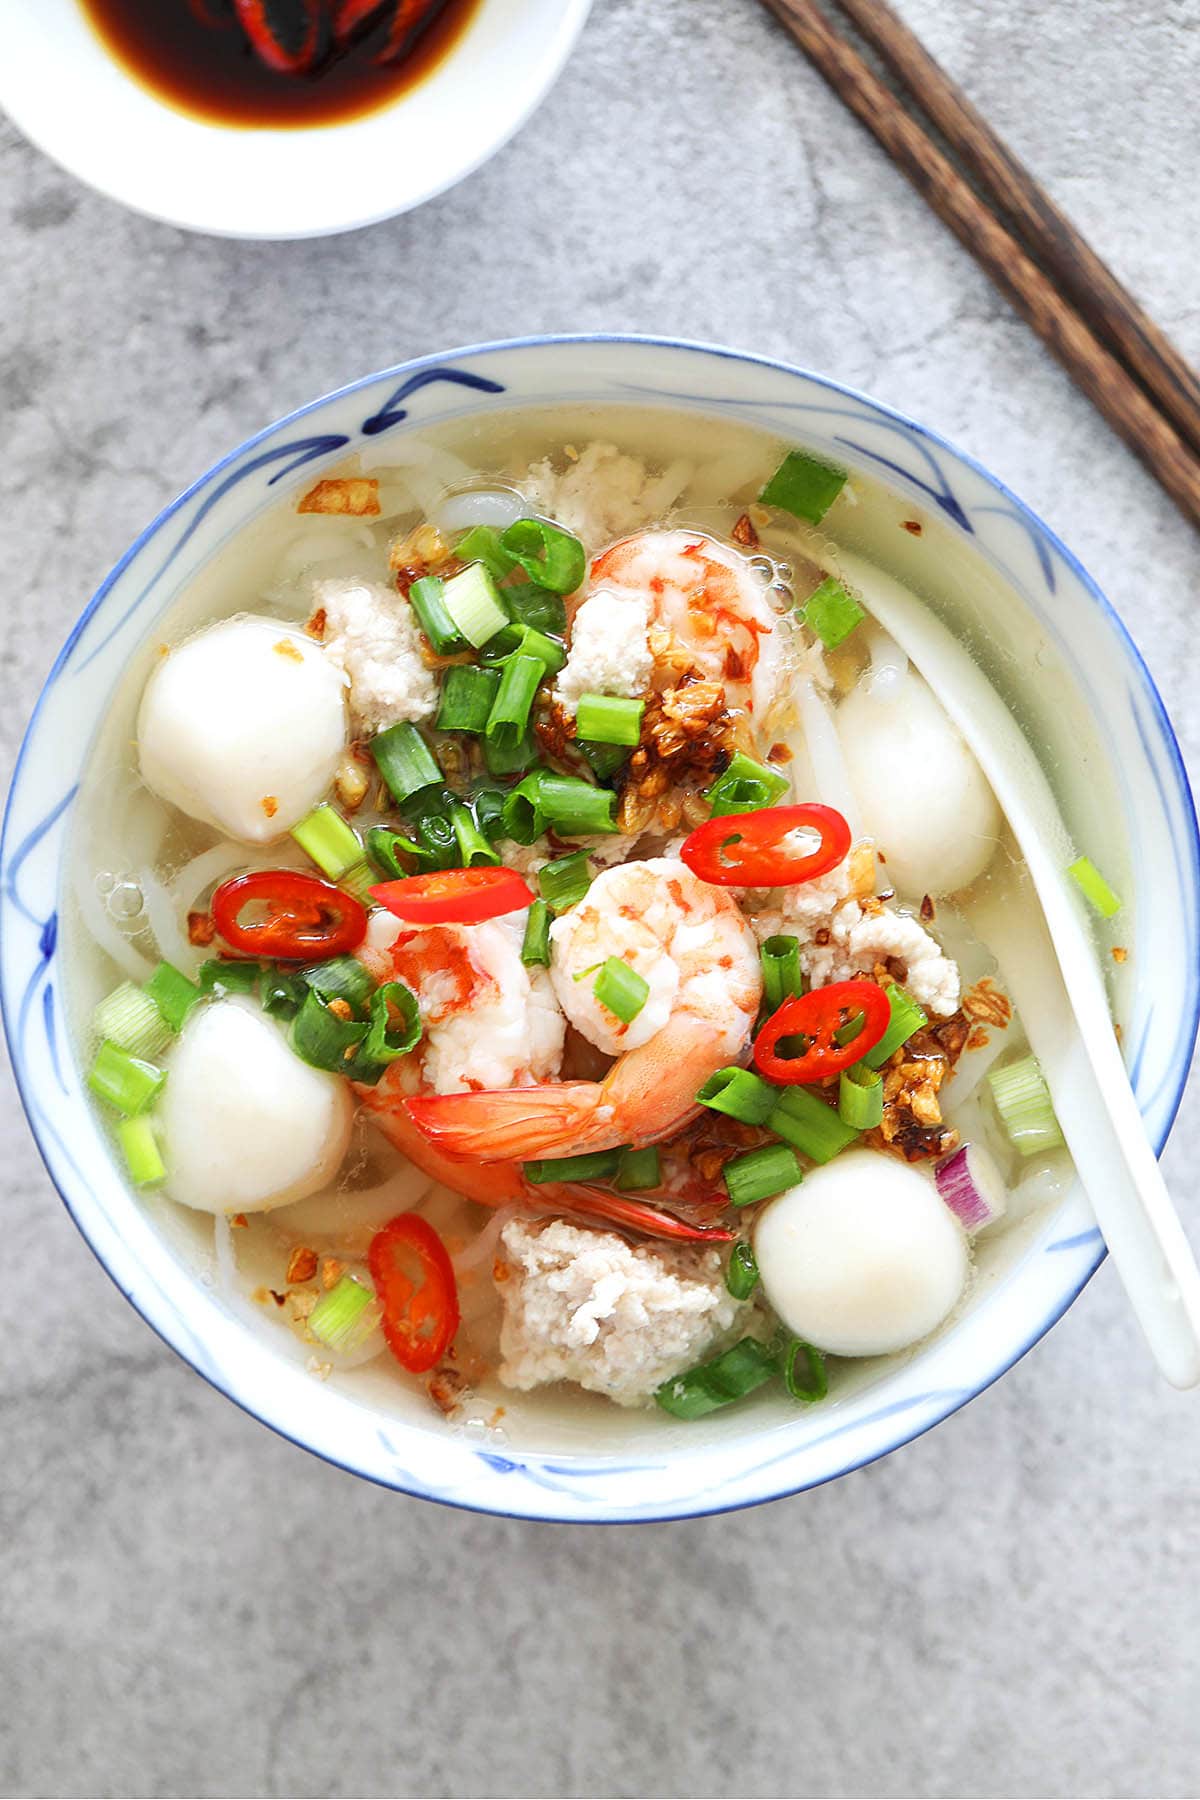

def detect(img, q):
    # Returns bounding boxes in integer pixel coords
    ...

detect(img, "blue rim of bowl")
[4,333,1198,1520]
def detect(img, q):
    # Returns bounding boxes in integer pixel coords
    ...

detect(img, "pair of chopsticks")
[759,0,1200,530]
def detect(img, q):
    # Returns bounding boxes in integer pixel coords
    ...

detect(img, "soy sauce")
[79,0,481,129]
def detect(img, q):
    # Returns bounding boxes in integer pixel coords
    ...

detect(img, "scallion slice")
[861,983,928,1068]
[442,562,510,647]
[447,802,501,868]
[454,524,520,583]
[116,1114,166,1186]
[574,694,645,747]
[92,982,172,1059]
[769,1086,860,1163]
[370,721,443,808]
[261,968,306,1019]
[486,652,544,751]
[593,957,649,1024]
[483,728,537,779]
[143,961,202,1034]
[436,665,500,734]
[760,448,848,524]
[615,1146,661,1191]
[579,739,631,782]
[483,622,566,677]
[838,1062,884,1130]
[725,1240,760,1300]
[537,850,592,912]
[88,1041,166,1117]
[705,751,789,817]
[290,802,363,881]
[988,1054,1065,1156]
[500,518,586,594]
[198,959,261,997]
[363,980,422,1064]
[408,574,467,656]
[695,1065,779,1126]
[472,786,507,844]
[308,1275,382,1352]
[524,1148,625,1184]
[302,955,375,1010]
[760,935,804,1012]
[521,898,552,966]
[802,576,865,650]
[291,988,369,1075]
[782,1338,828,1402]
[723,1143,803,1207]
[1068,855,1123,918]
[505,584,568,636]
[502,769,618,843]
[655,1337,778,1419]
[339,860,378,908]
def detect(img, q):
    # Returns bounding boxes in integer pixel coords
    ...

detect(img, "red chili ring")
[232,0,326,73]
[680,803,851,889]
[211,870,368,961]
[753,980,892,1084]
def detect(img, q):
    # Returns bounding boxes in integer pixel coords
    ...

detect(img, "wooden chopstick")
[758,0,1200,531]
[834,0,1200,463]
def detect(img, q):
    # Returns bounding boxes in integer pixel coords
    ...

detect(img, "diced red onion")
[935,1142,1008,1234]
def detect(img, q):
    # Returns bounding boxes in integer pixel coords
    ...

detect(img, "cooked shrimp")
[405,858,762,1163]
[590,528,787,719]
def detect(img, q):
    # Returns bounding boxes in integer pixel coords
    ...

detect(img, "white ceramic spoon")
[821,547,1200,1389]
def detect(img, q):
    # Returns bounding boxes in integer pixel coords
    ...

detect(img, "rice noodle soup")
[66,406,1106,1440]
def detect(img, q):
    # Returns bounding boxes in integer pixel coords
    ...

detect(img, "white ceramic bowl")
[0,0,592,237]
[4,336,1197,1520]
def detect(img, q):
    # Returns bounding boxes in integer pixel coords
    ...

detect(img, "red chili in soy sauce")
[78,0,481,129]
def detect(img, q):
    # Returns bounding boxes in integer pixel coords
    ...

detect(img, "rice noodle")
[357,441,477,514]
[451,1203,520,1274]
[641,458,694,517]
[277,522,377,579]
[73,860,153,982]
[138,865,198,974]
[864,621,909,695]
[433,486,527,533]
[795,678,860,832]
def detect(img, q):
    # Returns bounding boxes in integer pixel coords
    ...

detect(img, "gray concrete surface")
[3,2,1200,1795]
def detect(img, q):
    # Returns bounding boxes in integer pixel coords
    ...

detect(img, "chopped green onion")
[92,982,172,1059]
[988,1054,1065,1156]
[1068,855,1123,919]
[834,1010,867,1049]
[579,740,631,782]
[483,728,538,778]
[726,1241,760,1300]
[442,561,510,647]
[838,1062,884,1130]
[759,448,848,524]
[338,860,378,907]
[483,622,565,677]
[116,1114,166,1186]
[655,1337,778,1419]
[454,524,519,580]
[363,980,422,1064]
[782,1338,828,1402]
[524,1148,625,1184]
[143,961,202,1034]
[472,786,507,843]
[503,769,618,842]
[769,1086,860,1163]
[615,1146,661,1191]
[593,957,649,1024]
[301,955,375,1010]
[486,652,544,750]
[308,1275,382,1352]
[408,574,467,656]
[261,968,306,1019]
[521,898,552,966]
[861,983,928,1068]
[370,721,443,808]
[537,850,592,912]
[290,803,363,881]
[198,959,261,997]
[504,585,567,636]
[500,518,586,594]
[291,989,369,1076]
[706,751,789,817]
[88,1041,166,1117]
[449,802,502,868]
[803,575,865,650]
[695,1065,779,1126]
[436,665,500,734]
[760,935,804,1012]
[723,1143,803,1207]
[574,694,645,747]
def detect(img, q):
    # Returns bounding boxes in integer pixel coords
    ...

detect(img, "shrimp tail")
[550,1184,734,1244]
[405,1083,623,1162]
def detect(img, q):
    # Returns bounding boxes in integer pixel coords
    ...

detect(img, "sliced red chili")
[211,871,367,960]
[332,0,389,41]
[368,1213,460,1374]
[680,804,851,888]
[377,0,444,63]
[754,980,891,1084]
[232,0,326,73]
[370,867,534,926]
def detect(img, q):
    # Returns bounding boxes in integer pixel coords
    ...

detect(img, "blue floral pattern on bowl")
[3,336,1197,1522]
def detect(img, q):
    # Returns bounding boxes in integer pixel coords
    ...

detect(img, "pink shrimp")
[405,857,762,1165]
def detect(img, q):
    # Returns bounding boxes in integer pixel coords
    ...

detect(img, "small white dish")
[3,335,1197,1521]
[0,0,593,238]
